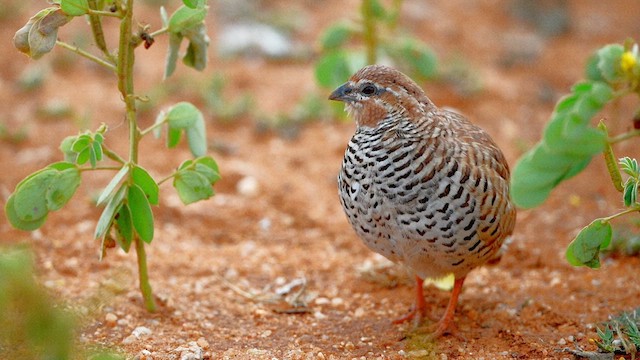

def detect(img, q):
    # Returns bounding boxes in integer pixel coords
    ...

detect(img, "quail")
[330,65,516,338]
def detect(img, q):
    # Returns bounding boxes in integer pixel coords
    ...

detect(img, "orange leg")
[429,276,466,338]
[392,275,426,325]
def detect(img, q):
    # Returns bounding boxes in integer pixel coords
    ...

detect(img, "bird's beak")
[329,82,354,102]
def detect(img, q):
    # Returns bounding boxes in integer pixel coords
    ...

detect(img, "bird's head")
[329,65,434,129]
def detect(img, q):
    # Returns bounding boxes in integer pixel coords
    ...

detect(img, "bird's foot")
[422,316,466,341]
[392,305,421,325]
[392,306,438,326]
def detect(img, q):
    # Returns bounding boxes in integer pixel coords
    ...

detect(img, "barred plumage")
[331,65,516,338]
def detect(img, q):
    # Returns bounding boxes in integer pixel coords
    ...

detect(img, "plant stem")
[140,119,166,137]
[79,166,122,172]
[56,41,116,72]
[134,237,156,312]
[118,0,156,312]
[361,0,377,64]
[86,0,114,62]
[149,27,168,38]
[87,9,123,18]
[157,172,177,186]
[102,146,126,164]
[602,206,640,222]
[609,129,640,144]
[133,27,169,48]
[387,0,403,32]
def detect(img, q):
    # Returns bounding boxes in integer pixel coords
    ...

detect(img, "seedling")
[314,0,438,119]
[315,0,438,89]
[511,39,640,269]
[589,309,640,356]
[6,0,219,311]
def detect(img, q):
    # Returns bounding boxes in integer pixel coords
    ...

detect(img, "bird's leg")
[429,276,466,338]
[392,275,427,325]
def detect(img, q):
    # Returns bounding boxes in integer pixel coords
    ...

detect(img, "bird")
[329,64,516,338]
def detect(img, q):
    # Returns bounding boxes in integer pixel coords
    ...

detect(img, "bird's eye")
[361,84,376,96]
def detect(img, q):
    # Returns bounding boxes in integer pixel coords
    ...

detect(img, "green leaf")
[5,194,48,231]
[182,23,209,71]
[320,22,352,51]
[95,185,126,240]
[47,161,77,171]
[168,5,206,34]
[96,166,129,206]
[182,0,205,8]
[59,136,77,163]
[45,167,81,211]
[315,51,352,89]
[132,166,159,205]
[92,139,103,162]
[71,135,90,152]
[164,102,207,156]
[585,52,605,82]
[566,219,612,268]
[395,38,438,80]
[173,170,213,205]
[88,145,98,168]
[596,44,625,83]
[60,0,89,16]
[167,126,182,148]
[13,169,57,221]
[115,204,133,252]
[76,147,91,165]
[368,0,387,19]
[166,102,199,129]
[128,184,154,243]
[185,113,207,157]
[623,180,638,207]
[619,157,638,177]
[194,156,221,183]
[511,80,613,208]
[164,32,183,79]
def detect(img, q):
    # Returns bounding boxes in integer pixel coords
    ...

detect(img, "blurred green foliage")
[0,247,74,359]
[315,0,438,91]
[511,39,640,269]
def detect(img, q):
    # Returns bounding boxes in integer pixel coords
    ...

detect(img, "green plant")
[511,39,640,268]
[6,0,219,312]
[314,0,438,110]
[0,247,125,360]
[590,308,640,356]
[202,72,254,122]
[0,247,75,359]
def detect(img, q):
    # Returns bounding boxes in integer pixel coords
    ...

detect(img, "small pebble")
[557,338,567,345]
[132,326,153,338]
[196,337,209,349]
[315,297,331,305]
[105,313,117,327]
[122,335,137,345]
[237,176,259,197]
[138,349,153,360]
[331,298,344,307]
[313,311,327,320]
